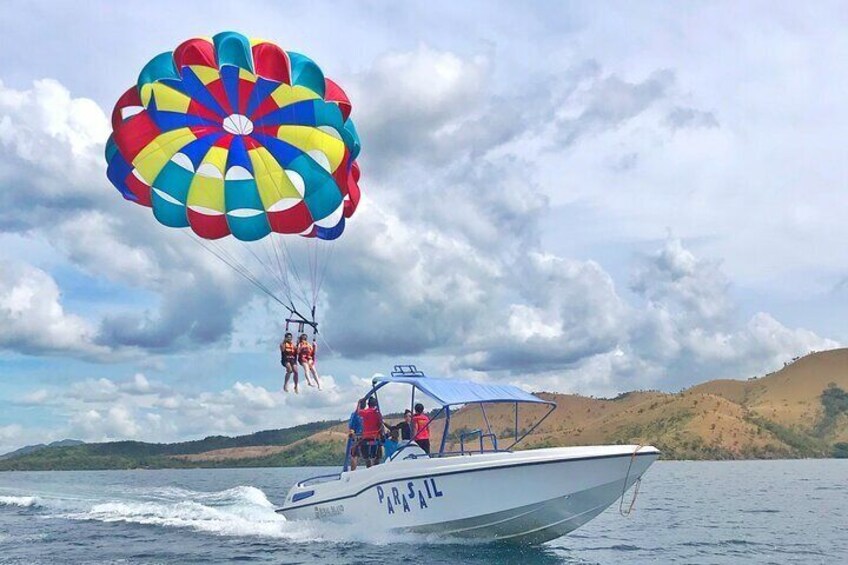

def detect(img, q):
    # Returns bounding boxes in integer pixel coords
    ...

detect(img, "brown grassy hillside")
[691,348,848,428]
[172,430,350,463]
[176,349,848,463]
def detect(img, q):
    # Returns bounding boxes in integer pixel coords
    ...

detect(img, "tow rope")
[619,444,644,517]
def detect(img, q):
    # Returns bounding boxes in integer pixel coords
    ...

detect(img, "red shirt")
[413,413,430,440]
[358,407,383,440]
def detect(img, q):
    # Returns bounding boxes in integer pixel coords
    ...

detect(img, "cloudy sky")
[1,1,845,453]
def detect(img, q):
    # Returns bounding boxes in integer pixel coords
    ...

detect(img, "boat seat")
[387,443,428,462]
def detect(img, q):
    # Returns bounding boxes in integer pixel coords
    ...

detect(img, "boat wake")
[2,486,320,540]
[68,486,319,540]
[0,495,41,508]
[0,485,466,546]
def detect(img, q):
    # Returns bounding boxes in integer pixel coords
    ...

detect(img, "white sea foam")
[0,496,41,508]
[53,485,320,541]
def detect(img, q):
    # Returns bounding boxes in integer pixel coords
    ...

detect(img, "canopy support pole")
[480,404,492,437]
[504,403,556,451]
[342,437,352,472]
[514,401,518,442]
[440,406,451,455]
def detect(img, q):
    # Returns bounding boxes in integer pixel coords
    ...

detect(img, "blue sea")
[0,460,845,564]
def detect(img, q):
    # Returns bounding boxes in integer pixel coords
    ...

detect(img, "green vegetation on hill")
[0,420,341,471]
[0,439,84,460]
[816,384,848,436]
[742,414,828,458]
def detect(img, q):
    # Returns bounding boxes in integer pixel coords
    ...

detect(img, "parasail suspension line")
[184,232,301,319]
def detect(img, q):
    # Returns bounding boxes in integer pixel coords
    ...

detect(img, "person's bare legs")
[308,361,321,390]
[293,369,299,394]
[300,362,315,387]
[283,361,295,392]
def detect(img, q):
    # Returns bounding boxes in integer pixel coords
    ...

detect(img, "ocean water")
[0,460,845,564]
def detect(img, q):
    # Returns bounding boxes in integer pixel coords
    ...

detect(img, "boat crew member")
[382,428,400,462]
[390,409,413,441]
[348,399,366,471]
[412,403,431,454]
[358,397,384,468]
[280,333,298,393]
[297,333,321,390]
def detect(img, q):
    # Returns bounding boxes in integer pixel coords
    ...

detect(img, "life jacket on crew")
[298,341,314,362]
[358,407,383,440]
[413,413,430,440]
[282,342,297,359]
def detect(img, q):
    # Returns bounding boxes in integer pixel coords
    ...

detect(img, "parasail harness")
[285,307,318,341]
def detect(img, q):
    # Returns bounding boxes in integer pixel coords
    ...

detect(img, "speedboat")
[276,366,659,544]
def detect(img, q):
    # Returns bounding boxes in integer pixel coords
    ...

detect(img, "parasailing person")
[297,333,321,390]
[280,332,299,393]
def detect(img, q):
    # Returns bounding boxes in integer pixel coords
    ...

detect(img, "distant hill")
[2,350,847,471]
[0,421,342,471]
[0,439,84,460]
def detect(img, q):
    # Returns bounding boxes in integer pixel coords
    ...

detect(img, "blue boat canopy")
[371,373,554,408]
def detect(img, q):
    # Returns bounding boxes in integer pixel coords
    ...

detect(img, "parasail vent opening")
[222,114,254,136]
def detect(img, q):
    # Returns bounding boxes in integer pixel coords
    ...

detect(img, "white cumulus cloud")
[0,262,108,358]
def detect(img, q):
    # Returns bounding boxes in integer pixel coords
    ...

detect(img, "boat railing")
[296,473,342,487]
[298,446,513,485]
[409,448,511,459]
[459,428,499,454]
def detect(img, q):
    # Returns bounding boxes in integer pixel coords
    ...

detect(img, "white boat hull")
[277,445,659,544]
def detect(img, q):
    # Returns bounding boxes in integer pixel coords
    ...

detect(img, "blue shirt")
[383,438,399,461]
[348,411,362,435]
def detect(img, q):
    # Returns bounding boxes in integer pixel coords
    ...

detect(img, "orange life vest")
[413,413,430,440]
[298,341,314,361]
[282,342,296,358]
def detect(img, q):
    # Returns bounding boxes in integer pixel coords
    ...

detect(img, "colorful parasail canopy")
[105,31,361,242]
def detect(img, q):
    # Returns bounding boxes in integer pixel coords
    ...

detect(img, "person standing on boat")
[347,399,366,471]
[358,397,384,468]
[297,333,321,390]
[280,333,299,393]
[389,409,413,441]
[412,403,431,454]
